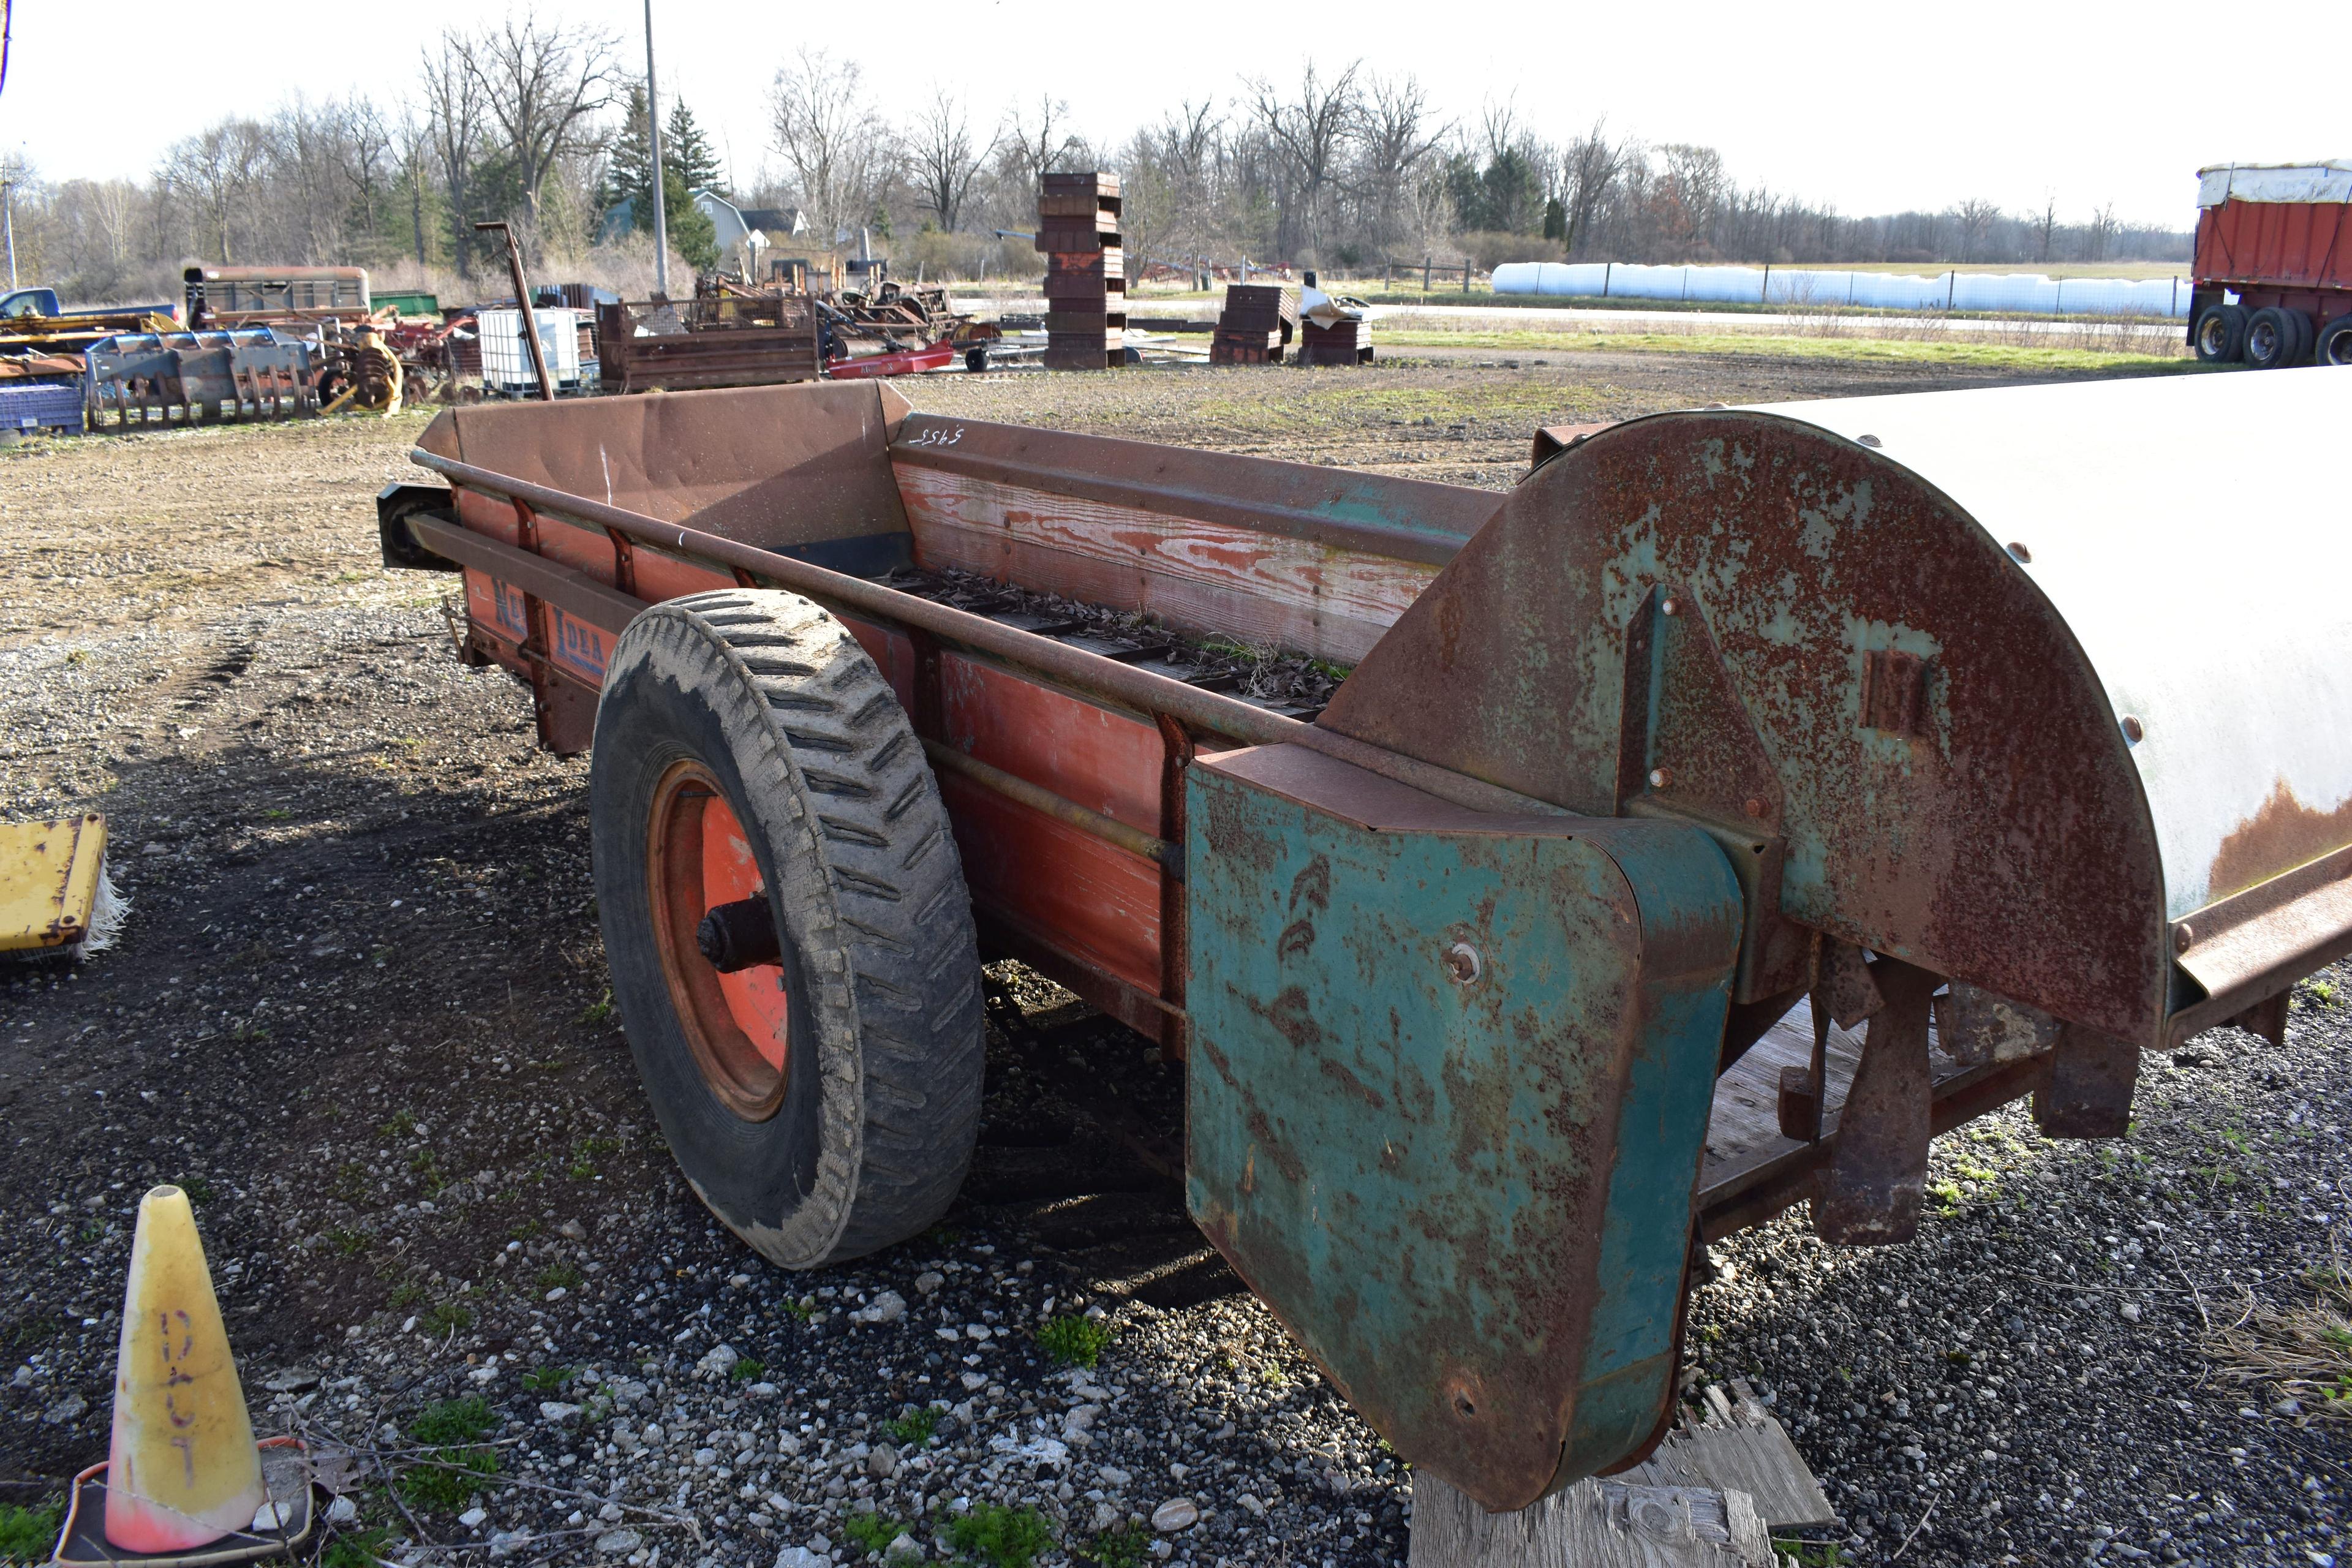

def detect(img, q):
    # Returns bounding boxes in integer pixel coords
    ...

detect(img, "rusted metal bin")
[377,369,2352,1512]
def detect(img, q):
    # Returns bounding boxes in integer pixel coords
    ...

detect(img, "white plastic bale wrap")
[1489,261,2190,317]
[2197,162,2352,206]
[1749,368,2352,921]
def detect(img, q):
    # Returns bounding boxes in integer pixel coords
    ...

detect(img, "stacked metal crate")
[1299,317,1373,365]
[1211,284,1297,364]
[1038,173,1123,370]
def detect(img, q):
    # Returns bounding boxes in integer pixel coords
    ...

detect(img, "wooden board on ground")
[1409,1473,1774,1567]
[1619,1381,1836,1531]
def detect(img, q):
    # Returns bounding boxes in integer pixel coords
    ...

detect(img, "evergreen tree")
[664,100,725,197]
[660,166,720,271]
[600,83,656,224]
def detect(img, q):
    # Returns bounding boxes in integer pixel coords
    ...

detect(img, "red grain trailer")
[2187,161,2352,367]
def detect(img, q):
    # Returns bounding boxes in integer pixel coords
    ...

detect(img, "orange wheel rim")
[647,761,790,1121]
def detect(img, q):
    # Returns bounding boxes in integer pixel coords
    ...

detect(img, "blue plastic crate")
[0,380,86,436]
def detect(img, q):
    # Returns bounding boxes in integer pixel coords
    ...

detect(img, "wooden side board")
[893,462,1439,666]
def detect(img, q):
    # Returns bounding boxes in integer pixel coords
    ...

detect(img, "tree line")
[0,20,2189,306]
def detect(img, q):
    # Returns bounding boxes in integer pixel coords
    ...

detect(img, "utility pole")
[2,172,17,290]
[644,0,669,298]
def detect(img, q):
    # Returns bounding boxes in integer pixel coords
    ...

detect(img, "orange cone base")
[50,1439,312,1567]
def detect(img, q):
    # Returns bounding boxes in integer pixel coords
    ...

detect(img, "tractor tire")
[2192,303,2247,364]
[590,589,984,1268]
[2244,307,2309,370]
[2316,314,2352,368]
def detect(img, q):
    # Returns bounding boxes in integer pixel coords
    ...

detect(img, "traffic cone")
[102,1185,266,1554]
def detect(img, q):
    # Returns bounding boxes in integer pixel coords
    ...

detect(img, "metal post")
[1,176,15,291]
[644,0,669,298]
[477,221,554,402]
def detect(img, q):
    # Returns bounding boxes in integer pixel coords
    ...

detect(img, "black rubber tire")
[964,345,990,372]
[2192,303,2247,364]
[2316,314,2352,368]
[2244,307,2309,369]
[590,589,983,1267]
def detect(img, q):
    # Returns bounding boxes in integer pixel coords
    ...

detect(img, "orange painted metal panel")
[941,774,1163,996]
[937,653,1163,834]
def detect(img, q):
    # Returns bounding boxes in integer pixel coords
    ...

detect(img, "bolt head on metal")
[1743,796,1766,818]
[2006,541,2033,564]
[1443,942,1482,985]
[2173,922,2195,954]
[1855,433,1883,449]
[1660,595,1681,617]
[1648,767,1673,790]
[2120,715,2144,744]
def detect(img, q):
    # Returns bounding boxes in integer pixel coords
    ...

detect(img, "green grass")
[378,1110,417,1137]
[884,1407,940,1447]
[731,1357,766,1383]
[1077,1521,1151,1568]
[418,1301,473,1337]
[327,1226,368,1257]
[568,1136,620,1179]
[1376,326,2200,374]
[178,1175,216,1204]
[0,1498,62,1565]
[521,1364,574,1393]
[1035,1314,1111,1369]
[321,1526,394,1568]
[409,1396,496,1446]
[535,1262,583,1292]
[577,989,614,1025]
[1196,377,1615,435]
[1773,1540,1846,1567]
[946,1504,1057,1568]
[842,1510,913,1558]
[402,1397,500,1512]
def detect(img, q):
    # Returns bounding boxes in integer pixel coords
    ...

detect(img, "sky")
[1,0,2343,228]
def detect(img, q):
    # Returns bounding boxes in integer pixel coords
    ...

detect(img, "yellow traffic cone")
[102,1185,266,1555]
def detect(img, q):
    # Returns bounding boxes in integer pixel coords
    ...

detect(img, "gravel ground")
[1,353,2342,1568]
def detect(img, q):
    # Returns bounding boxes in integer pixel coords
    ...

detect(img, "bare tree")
[2034,190,2059,264]
[908,86,994,232]
[1000,94,1082,195]
[1558,119,1623,257]
[421,32,492,271]
[768,48,891,244]
[459,13,619,241]
[1244,59,1362,260]
[1953,197,2002,264]
[2086,201,2117,262]
[1355,74,1449,254]
[159,121,265,264]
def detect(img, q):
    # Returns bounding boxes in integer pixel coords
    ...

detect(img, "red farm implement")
[377,374,2352,1512]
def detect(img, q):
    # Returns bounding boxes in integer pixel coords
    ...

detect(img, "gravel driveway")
[1,354,2341,1568]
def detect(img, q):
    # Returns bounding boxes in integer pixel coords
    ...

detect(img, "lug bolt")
[1444,942,1482,985]
[1649,767,1673,790]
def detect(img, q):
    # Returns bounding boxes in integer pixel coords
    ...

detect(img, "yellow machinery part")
[0,813,107,951]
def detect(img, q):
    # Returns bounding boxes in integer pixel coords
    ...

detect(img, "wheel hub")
[646,761,790,1120]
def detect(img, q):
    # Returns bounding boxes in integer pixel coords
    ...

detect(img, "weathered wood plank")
[895,462,1438,665]
[1409,1472,1774,1568]
[1620,1382,1836,1531]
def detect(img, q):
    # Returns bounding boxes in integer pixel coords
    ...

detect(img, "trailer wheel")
[2316,315,2352,368]
[2192,303,2247,363]
[590,589,984,1267]
[2244,307,2309,369]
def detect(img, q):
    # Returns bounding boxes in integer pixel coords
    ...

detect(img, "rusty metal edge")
[1695,1052,2052,1242]
[405,449,1554,820]
[924,739,1178,876]
[889,412,1498,567]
